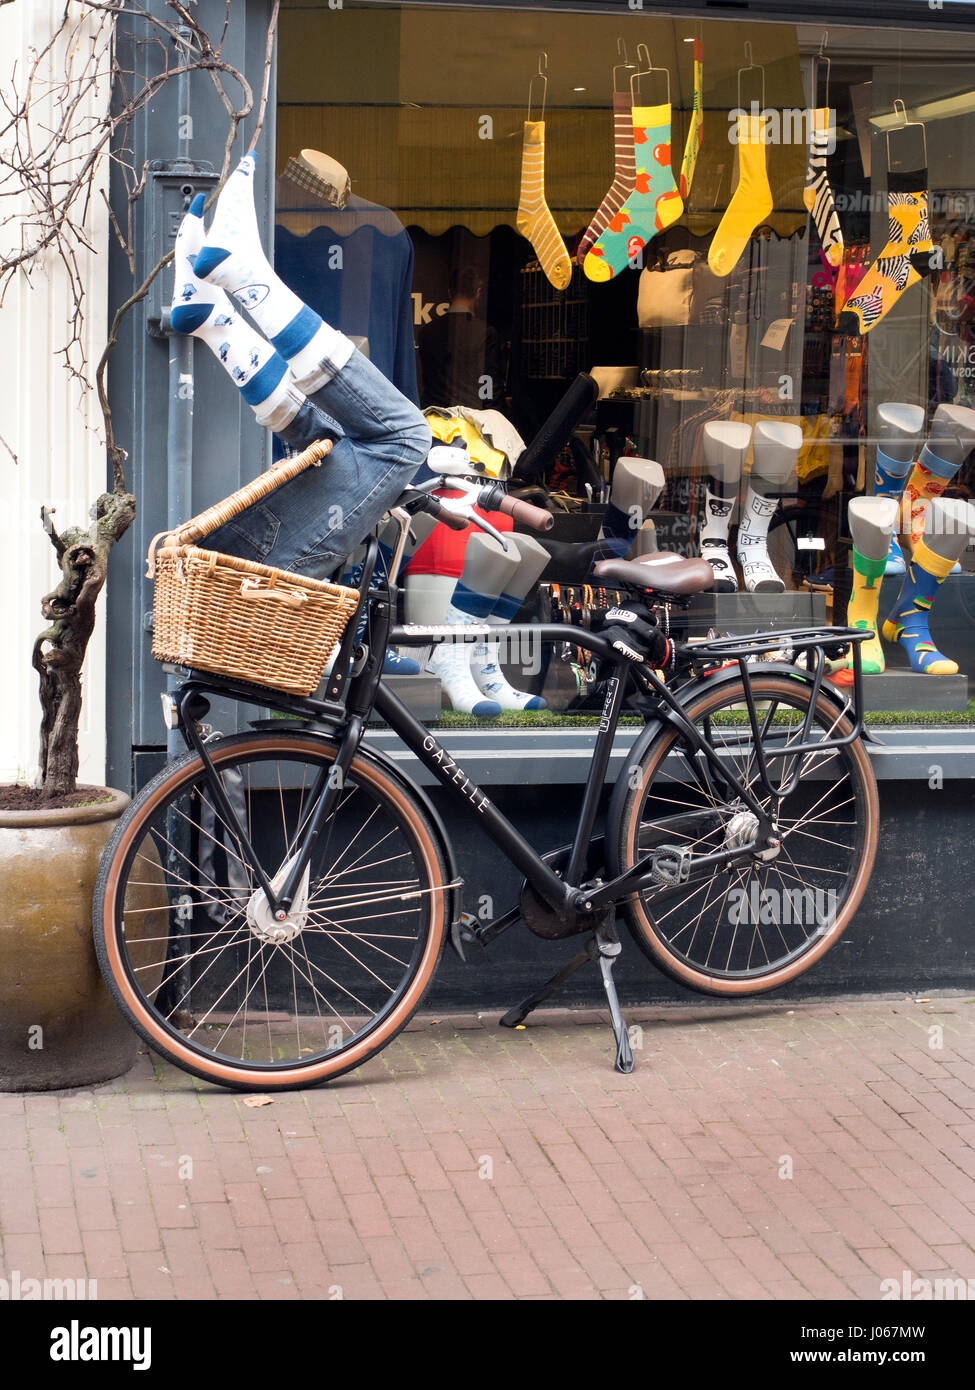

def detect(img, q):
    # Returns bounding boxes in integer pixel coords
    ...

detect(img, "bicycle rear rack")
[673,626,872,803]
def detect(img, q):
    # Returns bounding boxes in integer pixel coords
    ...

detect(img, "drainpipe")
[164,25,196,762]
[158,27,198,1008]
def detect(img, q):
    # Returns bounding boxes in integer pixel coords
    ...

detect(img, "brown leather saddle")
[592,550,714,600]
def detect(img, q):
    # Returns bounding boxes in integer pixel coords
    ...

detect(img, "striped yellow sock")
[516,120,571,291]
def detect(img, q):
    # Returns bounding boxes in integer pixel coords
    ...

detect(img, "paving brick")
[6,995,975,1301]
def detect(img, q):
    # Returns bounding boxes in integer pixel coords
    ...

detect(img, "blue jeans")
[205,348,431,578]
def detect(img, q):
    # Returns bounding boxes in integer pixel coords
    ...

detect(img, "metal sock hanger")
[612,37,636,94]
[528,52,548,123]
[631,42,670,107]
[737,41,766,113]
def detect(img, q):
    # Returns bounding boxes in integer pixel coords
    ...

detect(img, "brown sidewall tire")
[615,677,879,996]
[95,733,448,1089]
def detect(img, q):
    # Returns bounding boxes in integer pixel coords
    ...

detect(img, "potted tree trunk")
[0,0,279,1089]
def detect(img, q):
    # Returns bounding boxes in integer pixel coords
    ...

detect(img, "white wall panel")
[0,1,112,787]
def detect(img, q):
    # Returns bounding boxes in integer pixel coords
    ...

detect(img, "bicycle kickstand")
[594,921,635,1075]
[499,920,635,1076]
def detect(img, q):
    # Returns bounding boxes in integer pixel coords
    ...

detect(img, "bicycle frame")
[169,586,870,935]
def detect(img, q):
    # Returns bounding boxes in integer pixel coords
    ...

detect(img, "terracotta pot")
[0,787,139,1091]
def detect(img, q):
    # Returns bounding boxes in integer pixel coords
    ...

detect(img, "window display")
[273,2,975,722]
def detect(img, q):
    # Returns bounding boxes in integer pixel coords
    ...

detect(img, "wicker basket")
[147,440,361,696]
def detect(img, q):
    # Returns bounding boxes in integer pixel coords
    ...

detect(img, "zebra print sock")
[836,170,933,336]
[803,108,843,268]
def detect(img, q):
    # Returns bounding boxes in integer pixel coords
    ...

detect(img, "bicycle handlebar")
[473,482,554,531]
[493,493,554,531]
[425,496,470,531]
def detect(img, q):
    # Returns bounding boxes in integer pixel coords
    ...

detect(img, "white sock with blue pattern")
[170,195,303,428]
[192,153,352,392]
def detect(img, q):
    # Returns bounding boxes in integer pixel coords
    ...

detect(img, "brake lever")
[467,511,509,551]
[436,495,509,551]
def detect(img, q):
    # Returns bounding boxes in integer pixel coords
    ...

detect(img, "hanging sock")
[736,485,784,592]
[707,112,773,277]
[577,93,637,265]
[882,541,959,674]
[679,37,703,201]
[873,446,914,574]
[516,120,572,291]
[845,549,888,674]
[699,486,738,593]
[170,194,303,429]
[583,104,683,282]
[194,153,352,391]
[835,171,934,335]
[904,443,961,551]
[803,108,844,268]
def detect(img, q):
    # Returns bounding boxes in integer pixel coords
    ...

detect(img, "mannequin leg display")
[874,402,925,575]
[170,193,334,445]
[882,498,975,674]
[599,458,665,542]
[472,534,552,710]
[904,405,975,567]
[426,533,521,717]
[192,155,431,576]
[701,422,751,592]
[627,519,659,557]
[846,497,899,673]
[738,421,801,593]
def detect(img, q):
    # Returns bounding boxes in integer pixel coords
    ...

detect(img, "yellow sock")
[835,180,933,335]
[516,120,571,291]
[708,113,773,277]
[846,549,887,673]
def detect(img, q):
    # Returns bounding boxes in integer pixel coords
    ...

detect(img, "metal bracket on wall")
[145,162,219,337]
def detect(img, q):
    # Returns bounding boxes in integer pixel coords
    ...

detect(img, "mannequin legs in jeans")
[169,164,430,579]
[204,348,430,579]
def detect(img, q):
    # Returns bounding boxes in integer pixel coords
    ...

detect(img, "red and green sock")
[583,104,683,282]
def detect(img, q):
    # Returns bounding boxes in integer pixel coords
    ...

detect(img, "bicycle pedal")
[650,844,692,887]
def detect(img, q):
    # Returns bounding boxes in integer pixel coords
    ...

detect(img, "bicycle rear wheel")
[610,675,878,994]
[94,731,449,1089]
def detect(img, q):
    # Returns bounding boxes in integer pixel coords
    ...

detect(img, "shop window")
[274,2,975,725]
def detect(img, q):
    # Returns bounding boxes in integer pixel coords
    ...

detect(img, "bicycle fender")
[609,662,855,853]
[248,719,462,924]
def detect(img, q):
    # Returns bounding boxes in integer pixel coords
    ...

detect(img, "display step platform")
[366,673,441,723]
[681,591,827,636]
[854,670,970,713]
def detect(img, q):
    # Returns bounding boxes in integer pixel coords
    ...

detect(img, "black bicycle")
[94,477,879,1090]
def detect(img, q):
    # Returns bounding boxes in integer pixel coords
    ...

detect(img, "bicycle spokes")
[116,749,439,1068]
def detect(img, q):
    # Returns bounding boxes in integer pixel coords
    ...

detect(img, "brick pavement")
[2,994,975,1300]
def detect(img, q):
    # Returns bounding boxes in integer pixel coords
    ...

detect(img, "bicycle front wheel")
[94,731,450,1089]
[611,675,878,995]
